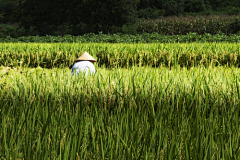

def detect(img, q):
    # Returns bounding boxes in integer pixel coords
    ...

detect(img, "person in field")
[71,51,96,76]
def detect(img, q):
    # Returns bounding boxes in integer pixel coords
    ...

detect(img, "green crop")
[1,66,240,159]
[138,15,240,35]
[1,42,240,68]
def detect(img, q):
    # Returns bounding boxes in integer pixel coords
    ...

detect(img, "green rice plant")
[1,66,240,159]
[1,42,240,69]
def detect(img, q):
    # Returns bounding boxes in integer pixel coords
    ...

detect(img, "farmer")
[71,51,96,76]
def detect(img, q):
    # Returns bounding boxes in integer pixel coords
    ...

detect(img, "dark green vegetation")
[2,32,240,43]
[1,43,240,68]
[1,67,240,159]
[138,15,240,35]
[1,0,240,37]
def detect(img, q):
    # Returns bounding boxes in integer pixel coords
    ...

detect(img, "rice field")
[1,65,240,159]
[1,42,240,68]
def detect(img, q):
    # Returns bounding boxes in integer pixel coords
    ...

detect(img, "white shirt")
[71,61,96,76]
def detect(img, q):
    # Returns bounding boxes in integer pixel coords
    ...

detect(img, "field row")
[2,32,240,43]
[138,15,240,35]
[1,66,240,159]
[1,42,240,68]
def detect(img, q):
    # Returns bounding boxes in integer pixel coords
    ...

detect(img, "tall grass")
[1,66,240,159]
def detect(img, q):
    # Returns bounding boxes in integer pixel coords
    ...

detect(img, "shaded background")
[0,0,240,37]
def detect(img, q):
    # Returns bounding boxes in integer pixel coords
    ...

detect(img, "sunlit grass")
[1,42,240,68]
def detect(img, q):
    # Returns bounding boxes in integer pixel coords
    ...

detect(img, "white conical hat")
[75,51,96,62]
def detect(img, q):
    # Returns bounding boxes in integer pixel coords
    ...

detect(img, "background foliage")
[0,0,239,37]
[2,32,240,43]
